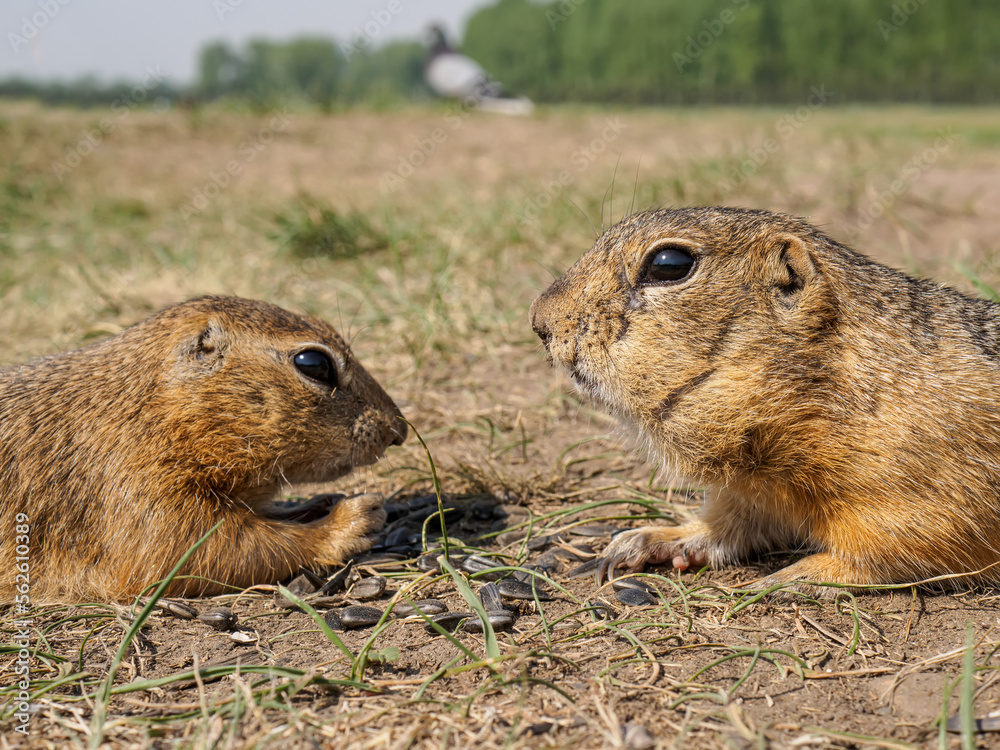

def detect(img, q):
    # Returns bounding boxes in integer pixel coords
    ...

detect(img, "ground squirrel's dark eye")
[294,350,337,388]
[643,246,696,284]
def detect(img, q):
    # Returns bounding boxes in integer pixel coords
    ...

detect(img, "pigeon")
[424,24,533,115]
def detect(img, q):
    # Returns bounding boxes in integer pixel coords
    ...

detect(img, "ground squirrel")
[531,206,1000,592]
[0,296,406,602]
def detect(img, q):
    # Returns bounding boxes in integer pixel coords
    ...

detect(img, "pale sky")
[0,0,491,84]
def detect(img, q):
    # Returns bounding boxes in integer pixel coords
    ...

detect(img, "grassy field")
[3,101,1000,749]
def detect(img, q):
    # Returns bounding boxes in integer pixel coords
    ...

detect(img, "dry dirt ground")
[2,102,1000,749]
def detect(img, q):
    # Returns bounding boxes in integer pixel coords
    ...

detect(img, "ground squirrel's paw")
[316,493,387,565]
[748,573,826,600]
[596,525,708,585]
[747,552,880,598]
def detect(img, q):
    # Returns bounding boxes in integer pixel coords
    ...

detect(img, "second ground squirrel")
[531,206,1000,592]
[0,296,406,602]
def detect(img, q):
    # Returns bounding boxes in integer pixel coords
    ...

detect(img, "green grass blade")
[88,519,223,749]
[439,556,500,660]
[961,622,975,750]
[405,417,450,560]
[277,585,355,662]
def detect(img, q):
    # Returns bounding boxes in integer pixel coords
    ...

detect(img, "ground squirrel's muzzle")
[528,295,553,349]
[529,291,579,374]
[389,417,408,446]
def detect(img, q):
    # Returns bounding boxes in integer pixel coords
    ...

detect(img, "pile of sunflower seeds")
[152,493,666,643]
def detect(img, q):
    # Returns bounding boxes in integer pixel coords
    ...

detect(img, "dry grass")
[2,101,1000,748]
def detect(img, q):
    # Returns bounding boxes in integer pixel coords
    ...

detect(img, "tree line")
[464,0,1000,104]
[1,0,997,108]
[0,38,428,110]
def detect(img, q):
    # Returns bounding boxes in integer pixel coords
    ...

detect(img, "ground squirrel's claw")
[596,555,622,586]
[597,526,711,585]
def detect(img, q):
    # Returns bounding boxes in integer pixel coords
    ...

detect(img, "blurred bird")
[424,25,533,115]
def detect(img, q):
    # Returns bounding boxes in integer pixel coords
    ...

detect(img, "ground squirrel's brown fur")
[531,206,1000,592]
[0,296,406,602]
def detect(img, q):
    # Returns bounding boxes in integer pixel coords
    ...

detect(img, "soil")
[13,481,1000,749]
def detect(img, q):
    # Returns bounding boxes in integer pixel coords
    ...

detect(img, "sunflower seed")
[533,550,562,574]
[274,591,300,610]
[424,612,473,633]
[383,526,412,548]
[478,582,504,613]
[353,553,407,568]
[407,494,438,510]
[323,610,343,631]
[331,605,383,629]
[416,553,449,572]
[198,606,237,631]
[462,554,506,580]
[514,567,551,585]
[156,600,198,620]
[461,611,515,633]
[349,576,387,601]
[393,599,448,618]
[409,504,464,526]
[318,560,355,595]
[470,498,498,520]
[612,577,657,594]
[383,502,408,523]
[527,533,564,551]
[230,630,257,644]
[285,573,318,596]
[614,587,656,607]
[495,529,529,546]
[523,722,556,737]
[497,578,554,601]
[386,545,418,557]
[275,575,319,609]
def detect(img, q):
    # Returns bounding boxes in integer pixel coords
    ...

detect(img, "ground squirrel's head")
[130,296,406,499]
[530,206,842,483]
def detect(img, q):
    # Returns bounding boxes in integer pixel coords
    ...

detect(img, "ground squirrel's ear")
[771,234,817,308]
[182,319,230,369]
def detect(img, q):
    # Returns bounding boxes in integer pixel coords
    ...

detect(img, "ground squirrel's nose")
[389,414,408,446]
[529,295,551,347]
